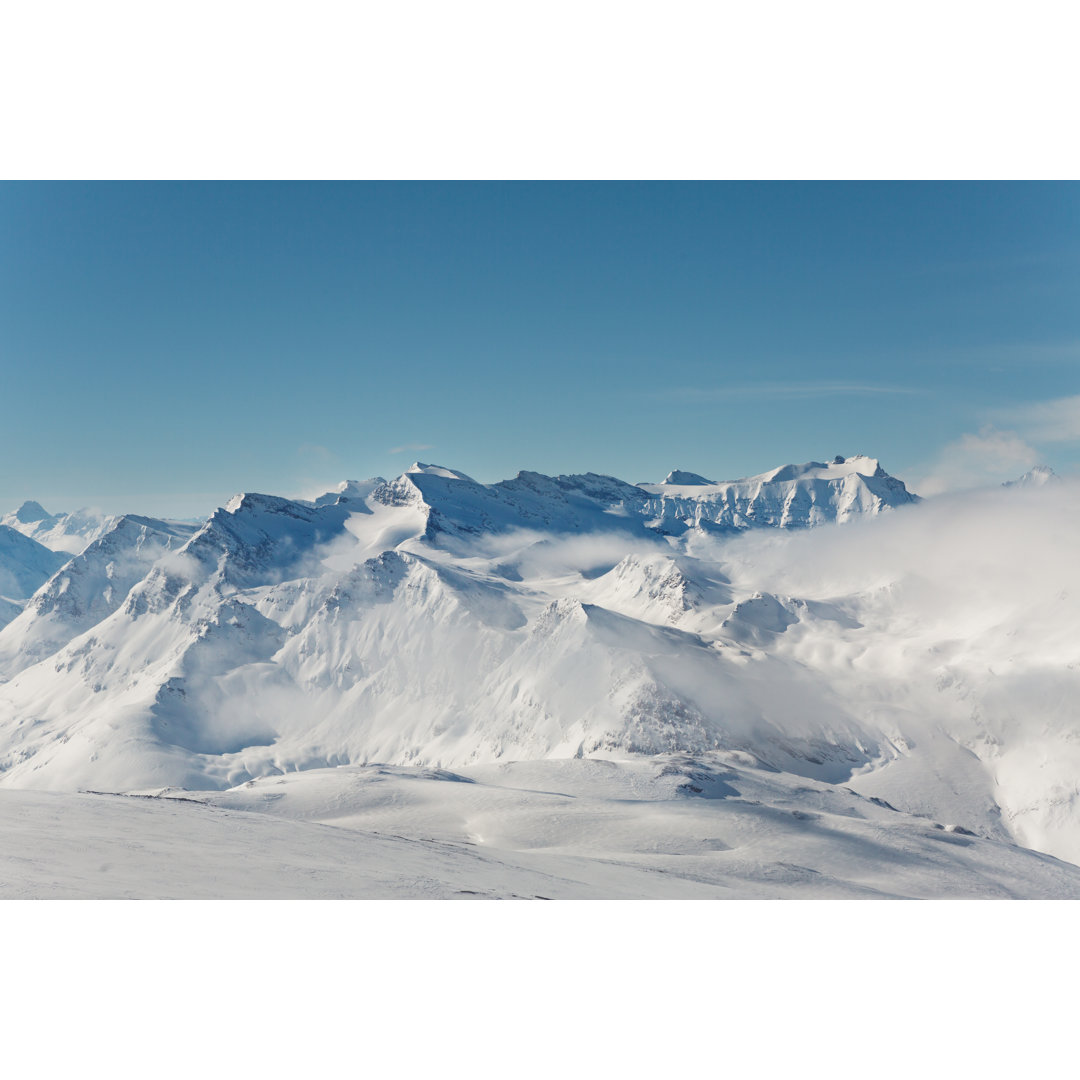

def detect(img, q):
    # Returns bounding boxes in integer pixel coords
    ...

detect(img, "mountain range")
[2,454,1078,898]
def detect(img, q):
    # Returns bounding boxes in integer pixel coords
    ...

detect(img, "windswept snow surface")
[1,456,1079,898]
[5,757,1080,898]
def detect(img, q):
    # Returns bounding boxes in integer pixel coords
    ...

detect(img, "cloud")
[991,394,1080,443]
[696,478,1080,639]
[656,382,926,403]
[910,427,1040,496]
[389,442,434,454]
[907,394,1080,498]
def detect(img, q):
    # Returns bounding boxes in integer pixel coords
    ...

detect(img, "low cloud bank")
[696,479,1080,648]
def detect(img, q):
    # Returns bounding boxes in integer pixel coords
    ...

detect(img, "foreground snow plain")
[6,758,1080,898]
[1,456,1079,898]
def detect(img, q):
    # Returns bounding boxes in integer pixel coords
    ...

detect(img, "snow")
[0,502,115,554]
[758,453,885,482]
[0,514,196,674]
[407,461,475,481]
[1,457,1078,897]
[310,477,386,507]
[4,756,1080,897]
[1004,464,1060,488]
[0,525,68,606]
[636,454,918,530]
[660,469,715,485]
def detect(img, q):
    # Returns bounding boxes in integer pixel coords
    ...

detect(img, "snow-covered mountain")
[638,454,919,532]
[1,454,1079,896]
[1003,464,1061,488]
[0,454,918,788]
[0,526,70,629]
[0,514,197,674]
[0,501,115,555]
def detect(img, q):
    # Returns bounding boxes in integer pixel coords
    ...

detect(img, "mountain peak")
[312,478,386,507]
[406,462,476,482]
[14,500,53,524]
[1004,465,1061,488]
[755,455,884,483]
[660,469,716,486]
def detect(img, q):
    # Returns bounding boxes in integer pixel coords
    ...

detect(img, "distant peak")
[406,462,475,482]
[758,456,884,483]
[312,478,385,507]
[1003,465,1060,488]
[834,454,886,477]
[660,469,716,486]
[14,500,53,523]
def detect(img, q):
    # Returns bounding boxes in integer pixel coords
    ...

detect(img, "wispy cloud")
[389,442,435,454]
[990,394,1080,442]
[655,382,927,403]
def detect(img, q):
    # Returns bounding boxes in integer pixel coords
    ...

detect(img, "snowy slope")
[5,757,1080,898]
[0,527,69,630]
[0,456,1078,896]
[0,514,197,676]
[0,526,68,603]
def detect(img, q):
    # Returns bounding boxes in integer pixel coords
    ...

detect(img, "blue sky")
[2,181,1078,516]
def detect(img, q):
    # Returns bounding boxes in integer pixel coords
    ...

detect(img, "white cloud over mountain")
[993,393,1080,443]
[911,426,1041,495]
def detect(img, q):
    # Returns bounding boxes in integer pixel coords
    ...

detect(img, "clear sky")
[2,181,1078,516]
